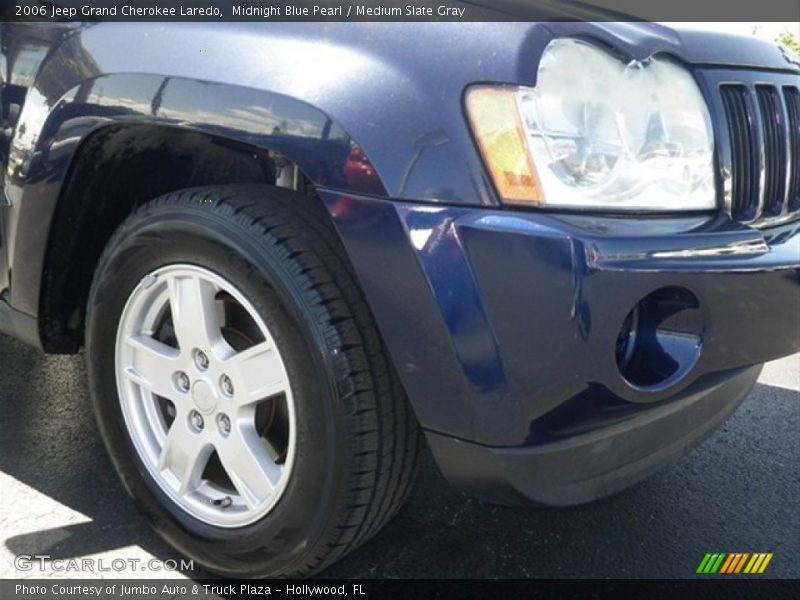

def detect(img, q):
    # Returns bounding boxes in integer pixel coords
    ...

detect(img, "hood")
[457,1,799,73]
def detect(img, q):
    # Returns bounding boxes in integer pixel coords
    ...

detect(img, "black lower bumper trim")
[426,365,760,506]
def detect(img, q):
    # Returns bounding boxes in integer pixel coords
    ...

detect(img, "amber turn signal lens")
[465,86,542,205]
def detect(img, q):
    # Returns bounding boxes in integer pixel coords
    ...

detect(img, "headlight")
[466,38,716,210]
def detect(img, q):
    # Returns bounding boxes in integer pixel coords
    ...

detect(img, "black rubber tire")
[86,184,421,578]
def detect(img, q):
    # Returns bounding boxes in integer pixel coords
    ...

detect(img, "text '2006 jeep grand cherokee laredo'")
[0,19,798,578]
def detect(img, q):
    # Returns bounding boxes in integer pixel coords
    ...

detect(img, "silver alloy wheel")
[115,264,296,528]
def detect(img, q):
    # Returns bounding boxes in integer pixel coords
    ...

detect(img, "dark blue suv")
[0,20,798,577]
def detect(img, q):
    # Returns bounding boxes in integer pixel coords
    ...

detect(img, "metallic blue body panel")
[1,22,798,317]
[0,22,798,465]
[321,190,800,447]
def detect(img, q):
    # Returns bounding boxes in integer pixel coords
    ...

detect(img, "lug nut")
[189,410,204,431]
[194,349,209,371]
[175,371,190,393]
[220,375,234,397]
[217,413,231,437]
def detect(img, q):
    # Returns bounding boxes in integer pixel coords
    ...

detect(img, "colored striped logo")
[696,552,773,574]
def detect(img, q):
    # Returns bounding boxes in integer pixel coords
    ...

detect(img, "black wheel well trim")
[37,123,326,354]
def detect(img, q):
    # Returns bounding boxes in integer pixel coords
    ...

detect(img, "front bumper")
[321,190,800,504]
[426,364,759,505]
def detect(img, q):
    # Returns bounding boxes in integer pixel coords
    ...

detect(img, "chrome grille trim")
[712,71,800,228]
[785,87,800,213]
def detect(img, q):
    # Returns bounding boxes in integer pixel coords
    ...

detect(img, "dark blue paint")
[394,205,507,393]
[0,21,798,456]
[321,190,800,446]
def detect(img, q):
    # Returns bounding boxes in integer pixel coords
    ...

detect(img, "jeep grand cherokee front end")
[0,20,797,577]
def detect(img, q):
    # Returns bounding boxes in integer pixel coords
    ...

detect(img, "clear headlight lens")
[467,38,716,210]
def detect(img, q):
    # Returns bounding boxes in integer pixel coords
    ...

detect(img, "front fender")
[5,24,404,316]
[6,22,507,317]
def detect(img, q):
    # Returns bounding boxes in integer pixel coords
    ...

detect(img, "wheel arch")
[3,21,484,360]
[37,122,286,353]
[9,72,384,352]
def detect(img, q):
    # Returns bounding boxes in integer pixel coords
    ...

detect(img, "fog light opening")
[616,287,703,391]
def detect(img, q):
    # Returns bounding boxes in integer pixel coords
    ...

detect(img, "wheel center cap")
[191,380,217,413]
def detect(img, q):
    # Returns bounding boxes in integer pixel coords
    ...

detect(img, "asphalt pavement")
[0,334,797,579]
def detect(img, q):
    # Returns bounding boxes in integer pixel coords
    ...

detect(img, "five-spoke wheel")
[116,265,295,527]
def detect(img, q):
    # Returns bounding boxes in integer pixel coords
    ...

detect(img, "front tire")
[86,185,420,577]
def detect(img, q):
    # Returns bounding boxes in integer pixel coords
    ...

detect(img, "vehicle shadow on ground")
[1,335,798,579]
[0,337,203,577]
